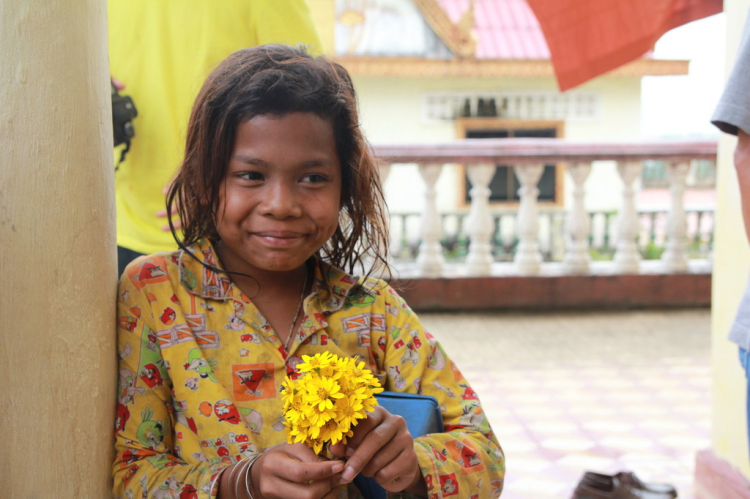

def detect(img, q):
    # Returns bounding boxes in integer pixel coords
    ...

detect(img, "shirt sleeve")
[251,0,323,54]
[712,11,750,136]
[113,273,226,499]
[375,285,505,499]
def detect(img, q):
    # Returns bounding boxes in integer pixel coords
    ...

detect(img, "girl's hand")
[329,406,426,496]
[250,443,344,499]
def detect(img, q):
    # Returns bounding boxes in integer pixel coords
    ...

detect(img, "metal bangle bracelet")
[243,453,263,499]
[233,458,250,499]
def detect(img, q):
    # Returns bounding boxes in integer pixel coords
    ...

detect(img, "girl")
[113,45,504,499]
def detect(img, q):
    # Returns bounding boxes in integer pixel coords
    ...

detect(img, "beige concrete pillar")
[0,1,117,497]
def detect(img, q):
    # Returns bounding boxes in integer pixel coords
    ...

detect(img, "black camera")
[111,82,137,148]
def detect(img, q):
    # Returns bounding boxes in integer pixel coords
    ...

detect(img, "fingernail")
[331,461,344,473]
[341,466,355,483]
[345,447,354,458]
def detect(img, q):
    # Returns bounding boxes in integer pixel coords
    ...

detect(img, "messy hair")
[167,45,390,278]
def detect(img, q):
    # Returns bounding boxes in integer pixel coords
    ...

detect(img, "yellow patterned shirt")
[113,240,505,498]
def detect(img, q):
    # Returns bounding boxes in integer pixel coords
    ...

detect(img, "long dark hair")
[167,45,390,278]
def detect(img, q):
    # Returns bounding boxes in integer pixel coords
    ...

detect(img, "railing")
[389,207,714,263]
[373,139,717,278]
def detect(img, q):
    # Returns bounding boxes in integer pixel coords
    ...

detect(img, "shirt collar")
[177,240,365,314]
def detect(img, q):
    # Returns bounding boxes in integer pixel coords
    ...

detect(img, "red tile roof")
[438,0,551,60]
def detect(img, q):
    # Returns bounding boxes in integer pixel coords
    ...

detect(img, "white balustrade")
[514,164,545,275]
[373,139,715,279]
[563,162,592,274]
[465,164,495,276]
[416,163,445,277]
[661,160,690,272]
[614,161,643,273]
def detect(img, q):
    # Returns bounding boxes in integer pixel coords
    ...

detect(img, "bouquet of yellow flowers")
[281,352,383,455]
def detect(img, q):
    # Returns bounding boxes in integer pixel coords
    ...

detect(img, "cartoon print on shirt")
[183,348,218,382]
[119,316,138,333]
[439,472,459,496]
[179,484,198,499]
[434,379,456,398]
[136,407,166,449]
[214,399,242,425]
[427,335,447,370]
[459,382,480,401]
[238,442,258,460]
[185,378,198,391]
[173,253,198,291]
[140,363,164,388]
[147,453,181,470]
[400,329,422,366]
[173,399,198,434]
[119,368,145,405]
[239,332,261,344]
[160,307,177,325]
[239,407,263,433]
[119,342,133,360]
[272,415,286,432]
[151,475,181,499]
[388,365,406,390]
[225,300,246,331]
[458,400,488,432]
[116,403,131,432]
[235,368,271,397]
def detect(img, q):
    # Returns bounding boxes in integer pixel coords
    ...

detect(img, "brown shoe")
[572,471,678,499]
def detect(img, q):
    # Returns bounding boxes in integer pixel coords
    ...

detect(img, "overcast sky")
[640,13,727,139]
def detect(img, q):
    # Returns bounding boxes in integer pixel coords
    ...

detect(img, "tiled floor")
[418,309,712,499]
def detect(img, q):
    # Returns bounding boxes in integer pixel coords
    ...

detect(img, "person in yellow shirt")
[108,1,322,275]
[113,45,505,499]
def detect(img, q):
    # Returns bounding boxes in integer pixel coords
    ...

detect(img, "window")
[456,119,565,206]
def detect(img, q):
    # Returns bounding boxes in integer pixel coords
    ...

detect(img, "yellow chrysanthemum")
[296,351,335,374]
[283,352,382,455]
[304,376,344,412]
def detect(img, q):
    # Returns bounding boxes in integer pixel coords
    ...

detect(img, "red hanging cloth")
[524,0,723,91]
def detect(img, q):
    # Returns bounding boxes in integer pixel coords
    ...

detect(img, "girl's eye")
[302,173,327,183]
[237,171,264,181]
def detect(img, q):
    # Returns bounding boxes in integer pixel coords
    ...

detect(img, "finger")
[280,459,345,484]
[155,206,179,218]
[161,220,182,232]
[340,419,402,483]
[374,449,420,492]
[328,442,347,459]
[322,484,346,499]
[342,406,387,451]
[359,434,407,479]
[111,77,125,90]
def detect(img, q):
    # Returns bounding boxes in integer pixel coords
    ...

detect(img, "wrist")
[246,453,263,499]
[404,462,427,497]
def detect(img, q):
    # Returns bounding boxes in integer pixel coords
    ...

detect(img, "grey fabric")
[713,11,750,349]
[712,11,750,136]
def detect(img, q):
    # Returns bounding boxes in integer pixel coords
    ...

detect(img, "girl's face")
[215,112,342,276]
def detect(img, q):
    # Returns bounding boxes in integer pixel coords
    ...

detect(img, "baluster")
[661,160,690,272]
[466,164,496,276]
[614,161,643,273]
[416,164,444,277]
[514,163,545,275]
[563,162,592,273]
[378,163,393,266]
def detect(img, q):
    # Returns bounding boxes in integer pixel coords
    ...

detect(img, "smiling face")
[215,112,342,278]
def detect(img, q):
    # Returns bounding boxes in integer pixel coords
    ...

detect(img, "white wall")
[353,74,643,214]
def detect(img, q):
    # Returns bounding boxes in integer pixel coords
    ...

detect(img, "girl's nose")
[259,180,302,219]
